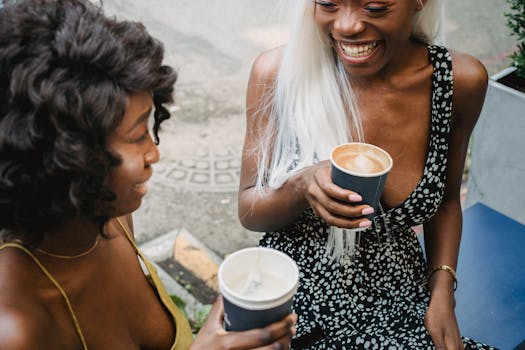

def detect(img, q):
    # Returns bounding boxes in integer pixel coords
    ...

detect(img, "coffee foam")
[340,153,383,174]
[331,143,392,176]
[230,270,288,299]
[219,247,299,309]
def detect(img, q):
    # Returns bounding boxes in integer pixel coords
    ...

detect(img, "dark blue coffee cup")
[218,247,299,332]
[330,143,393,221]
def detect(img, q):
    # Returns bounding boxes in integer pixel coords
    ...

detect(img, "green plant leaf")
[506,0,525,78]
[169,294,188,318]
[190,304,212,334]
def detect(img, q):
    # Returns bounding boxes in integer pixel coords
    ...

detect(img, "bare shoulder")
[246,47,284,120]
[0,250,69,349]
[450,50,489,127]
[0,251,54,348]
[0,303,52,349]
[451,50,488,95]
[249,46,284,85]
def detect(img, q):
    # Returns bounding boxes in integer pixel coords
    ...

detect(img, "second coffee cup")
[218,247,299,332]
[330,142,393,222]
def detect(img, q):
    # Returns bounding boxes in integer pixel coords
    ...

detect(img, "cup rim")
[330,142,393,178]
[218,247,299,309]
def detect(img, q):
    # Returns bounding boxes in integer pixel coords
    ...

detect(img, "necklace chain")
[36,235,100,259]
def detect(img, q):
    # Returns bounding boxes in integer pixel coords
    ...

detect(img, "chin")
[342,64,380,79]
[112,200,142,218]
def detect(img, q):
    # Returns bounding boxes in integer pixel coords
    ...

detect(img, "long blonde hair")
[254,0,445,258]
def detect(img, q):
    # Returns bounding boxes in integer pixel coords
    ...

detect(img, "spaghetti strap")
[0,243,89,350]
[115,218,193,350]
[115,217,141,255]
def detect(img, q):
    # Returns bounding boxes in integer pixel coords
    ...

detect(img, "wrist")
[429,282,456,308]
[423,264,457,294]
[429,273,455,297]
[289,168,312,204]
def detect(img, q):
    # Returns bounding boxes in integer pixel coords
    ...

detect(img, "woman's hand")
[298,160,373,230]
[191,297,297,350]
[424,288,465,350]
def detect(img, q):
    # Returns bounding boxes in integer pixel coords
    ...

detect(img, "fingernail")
[359,220,372,228]
[349,194,362,202]
[362,207,374,215]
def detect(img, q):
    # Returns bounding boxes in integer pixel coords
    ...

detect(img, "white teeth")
[340,42,378,57]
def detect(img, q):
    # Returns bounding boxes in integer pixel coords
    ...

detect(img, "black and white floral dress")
[259,46,496,349]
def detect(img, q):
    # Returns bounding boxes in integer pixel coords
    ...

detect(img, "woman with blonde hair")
[238,0,494,348]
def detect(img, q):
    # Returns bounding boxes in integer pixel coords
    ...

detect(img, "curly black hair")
[0,0,177,243]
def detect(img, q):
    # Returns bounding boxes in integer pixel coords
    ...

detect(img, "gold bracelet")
[425,265,457,291]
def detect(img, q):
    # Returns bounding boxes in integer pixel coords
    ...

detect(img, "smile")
[339,41,378,58]
[133,181,149,196]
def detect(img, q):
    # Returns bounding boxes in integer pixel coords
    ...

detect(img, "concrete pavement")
[100,0,518,309]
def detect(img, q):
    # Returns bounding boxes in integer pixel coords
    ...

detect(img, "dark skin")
[238,1,488,349]
[0,91,296,349]
[0,217,178,350]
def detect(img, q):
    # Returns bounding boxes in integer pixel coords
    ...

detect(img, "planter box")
[466,67,525,224]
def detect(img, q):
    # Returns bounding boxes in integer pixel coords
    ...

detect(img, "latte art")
[333,147,387,175]
[338,153,384,174]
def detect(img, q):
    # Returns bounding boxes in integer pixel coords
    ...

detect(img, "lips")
[336,40,381,64]
[132,179,150,196]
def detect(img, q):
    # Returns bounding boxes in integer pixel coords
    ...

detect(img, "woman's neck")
[36,217,102,257]
[351,39,429,87]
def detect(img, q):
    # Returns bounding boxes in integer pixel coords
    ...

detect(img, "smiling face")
[313,0,422,77]
[106,90,160,217]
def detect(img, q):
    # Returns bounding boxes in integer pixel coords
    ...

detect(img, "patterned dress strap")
[428,44,454,133]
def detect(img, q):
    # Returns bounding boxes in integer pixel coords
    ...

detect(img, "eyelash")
[365,5,388,13]
[134,128,150,143]
[313,1,389,13]
[314,1,337,9]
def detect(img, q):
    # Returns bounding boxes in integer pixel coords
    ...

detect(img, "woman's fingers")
[311,200,371,229]
[301,162,374,228]
[204,296,226,330]
[309,164,375,220]
[220,314,297,349]
[307,183,372,228]
[309,189,371,218]
[251,333,294,350]
[314,165,362,203]
[193,299,296,349]
[317,179,369,209]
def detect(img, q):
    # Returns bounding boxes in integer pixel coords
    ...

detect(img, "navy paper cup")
[218,247,299,332]
[330,143,393,222]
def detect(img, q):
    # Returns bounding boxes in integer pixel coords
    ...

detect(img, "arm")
[238,48,309,232]
[238,49,371,232]
[423,51,488,349]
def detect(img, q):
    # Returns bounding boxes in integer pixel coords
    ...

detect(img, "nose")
[144,134,160,166]
[333,8,366,37]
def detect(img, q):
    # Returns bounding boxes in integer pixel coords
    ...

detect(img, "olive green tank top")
[0,218,193,350]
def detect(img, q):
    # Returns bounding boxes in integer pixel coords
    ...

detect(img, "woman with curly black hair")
[0,0,296,349]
